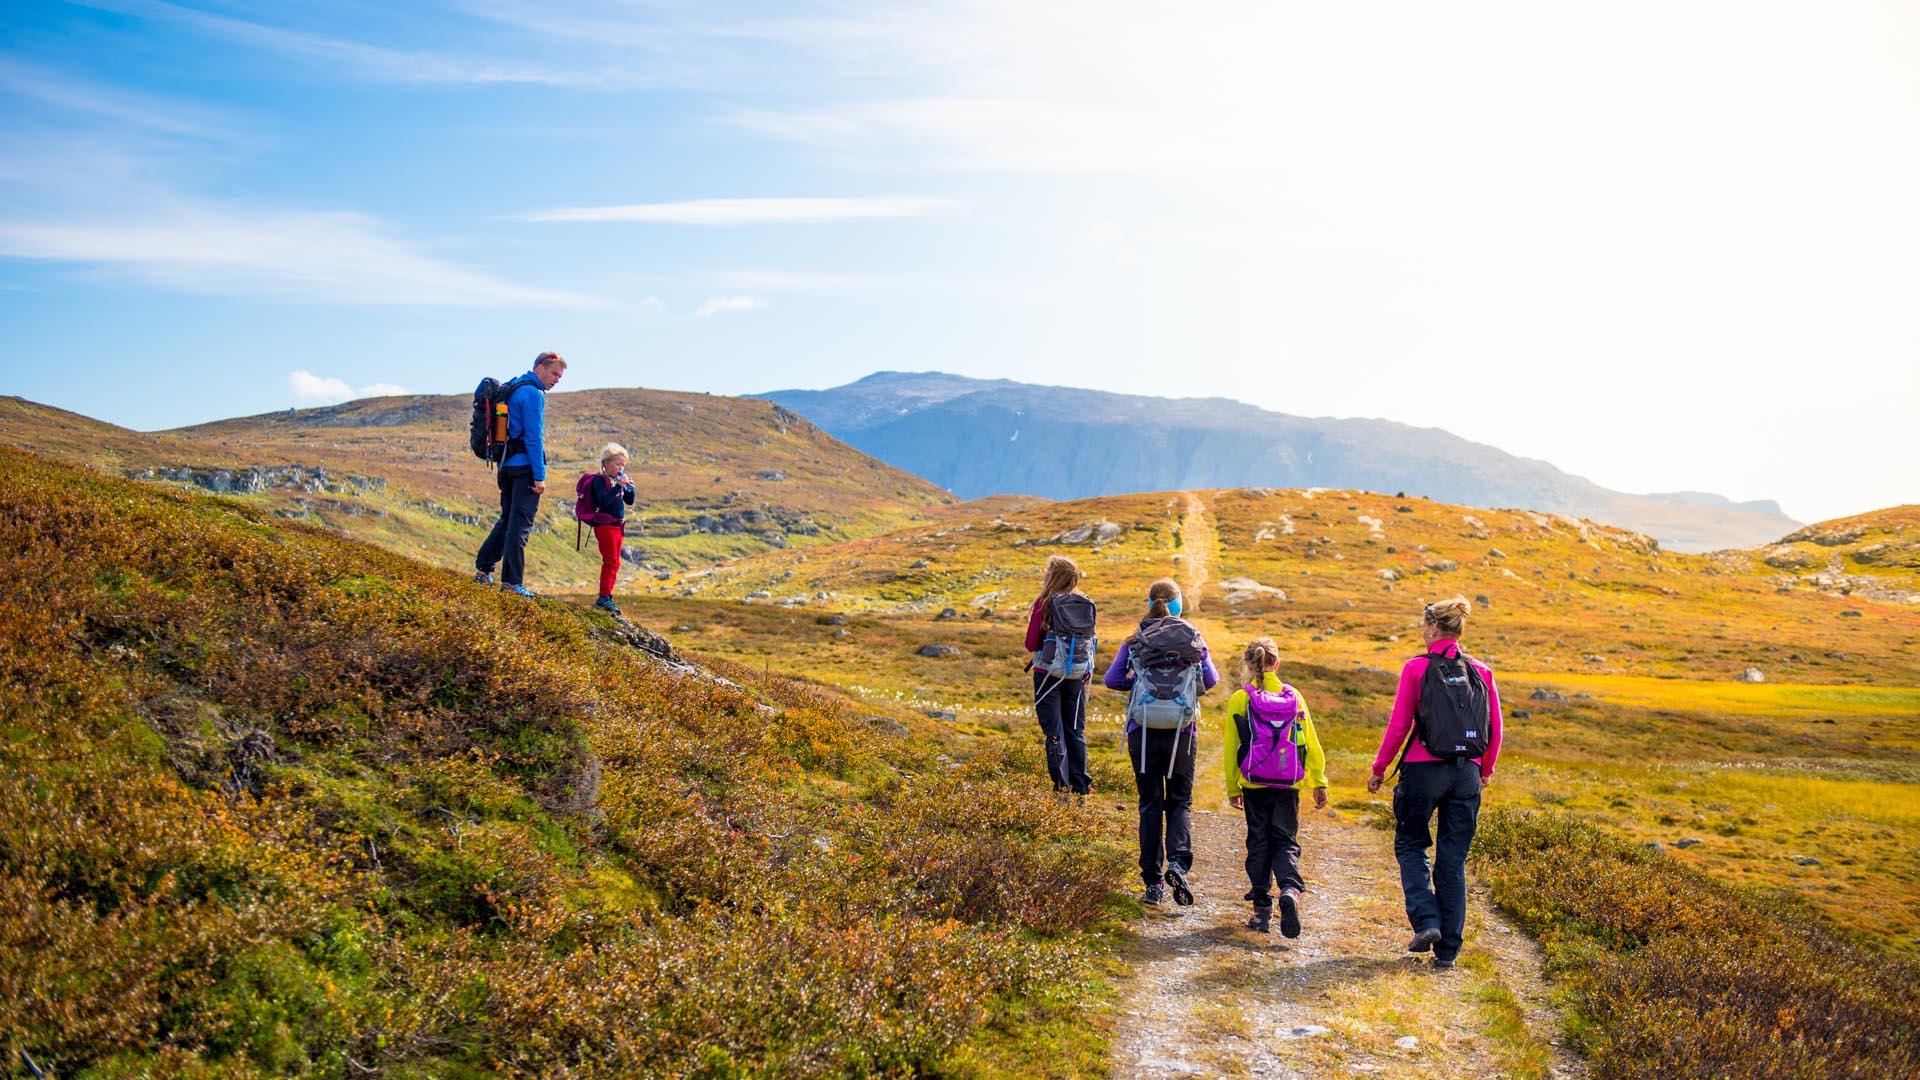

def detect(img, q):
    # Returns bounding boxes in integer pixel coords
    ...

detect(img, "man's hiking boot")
[1245,906,1271,933]
[1407,928,1442,953]
[593,595,621,616]
[501,583,536,599]
[1278,890,1302,939]
[1432,957,1456,971]
[1141,883,1165,906]
[473,571,494,584]
[1164,866,1193,907]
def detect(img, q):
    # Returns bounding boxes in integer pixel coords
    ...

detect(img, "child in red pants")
[583,443,635,614]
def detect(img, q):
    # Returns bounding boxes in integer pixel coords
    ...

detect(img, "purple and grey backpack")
[1236,683,1305,786]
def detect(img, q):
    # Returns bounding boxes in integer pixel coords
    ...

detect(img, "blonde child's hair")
[1424,595,1472,637]
[599,442,629,464]
[1240,636,1281,683]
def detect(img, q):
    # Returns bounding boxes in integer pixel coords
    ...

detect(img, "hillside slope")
[760,372,1799,551]
[628,485,1919,1076]
[651,485,1920,951]
[0,389,955,581]
[0,447,1119,1076]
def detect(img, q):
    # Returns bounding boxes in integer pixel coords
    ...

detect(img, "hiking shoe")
[1278,891,1302,939]
[501,583,536,599]
[1245,907,1271,933]
[473,571,494,584]
[593,595,621,616]
[1407,928,1442,953]
[1141,883,1165,906]
[1432,956,1456,970]
[1164,866,1193,907]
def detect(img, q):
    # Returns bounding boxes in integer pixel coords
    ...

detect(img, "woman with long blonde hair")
[1024,555,1096,795]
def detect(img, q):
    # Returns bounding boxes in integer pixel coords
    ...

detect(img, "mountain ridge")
[759,371,1799,551]
[0,389,954,579]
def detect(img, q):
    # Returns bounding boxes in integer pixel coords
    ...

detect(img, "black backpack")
[1409,647,1490,761]
[1033,593,1098,678]
[469,373,539,464]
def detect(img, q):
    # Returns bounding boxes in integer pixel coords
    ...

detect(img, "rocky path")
[1178,492,1218,615]
[1107,806,1582,1079]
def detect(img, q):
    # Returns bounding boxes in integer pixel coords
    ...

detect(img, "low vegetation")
[0,448,1127,1075]
[1477,809,1920,1079]
[0,389,958,581]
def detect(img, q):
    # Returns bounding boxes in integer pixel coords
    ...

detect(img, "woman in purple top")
[1104,578,1219,906]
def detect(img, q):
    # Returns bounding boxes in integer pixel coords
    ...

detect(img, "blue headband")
[1151,595,1183,617]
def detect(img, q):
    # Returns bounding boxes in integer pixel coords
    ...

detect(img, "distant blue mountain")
[759,372,1798,551]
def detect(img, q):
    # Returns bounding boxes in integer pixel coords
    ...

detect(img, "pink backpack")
[1236,683,1305,786]
[573,473,622,527]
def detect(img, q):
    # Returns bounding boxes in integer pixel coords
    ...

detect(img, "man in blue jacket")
[475,351,566,596]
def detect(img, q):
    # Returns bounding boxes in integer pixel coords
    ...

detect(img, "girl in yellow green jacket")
[1223,637,1328,936]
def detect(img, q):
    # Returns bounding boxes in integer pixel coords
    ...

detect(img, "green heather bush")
[0,449,1126,1076]
[1478,808,1920,1079]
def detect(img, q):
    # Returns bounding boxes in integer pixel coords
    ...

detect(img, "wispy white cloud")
[0,205,599,307]
[693,295,765,318]
[72,0,603,87]
[0,59,228,138]
[520,195,957,225]
[289,371,412,406]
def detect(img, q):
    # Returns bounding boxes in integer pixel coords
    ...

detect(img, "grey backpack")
[1033,593,1097,679]
[1127,618,1204,731]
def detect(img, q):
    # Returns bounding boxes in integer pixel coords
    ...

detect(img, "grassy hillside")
[0,389,956,581]
[0,448,1123,1076]
[649,487,1920,951]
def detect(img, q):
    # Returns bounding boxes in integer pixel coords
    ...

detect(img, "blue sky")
[2,0,1917,523]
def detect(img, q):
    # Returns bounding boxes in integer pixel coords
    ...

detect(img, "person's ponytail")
[1127,578,1182,647]
[1240,637,1280,684]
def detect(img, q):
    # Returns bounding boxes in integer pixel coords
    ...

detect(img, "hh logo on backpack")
[1413,649,1490,759]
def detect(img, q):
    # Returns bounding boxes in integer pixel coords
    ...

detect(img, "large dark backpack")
[469,373,539,464]
[1126,618,1205,731]
[1410,647,1490,760]
[1033,593,1097,679]
[1126,618,1205,777]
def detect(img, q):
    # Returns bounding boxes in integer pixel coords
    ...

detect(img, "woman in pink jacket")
[1366,596,1503,969]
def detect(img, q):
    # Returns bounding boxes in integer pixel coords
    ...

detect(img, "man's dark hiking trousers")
[476,465,540,586]
[1129,726,1195,887]
[1240,785,1302,906]
[1033,671,1090,794]
[1393,758,1482,962]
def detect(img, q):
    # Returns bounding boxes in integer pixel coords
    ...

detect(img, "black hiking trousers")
[476,465,540,586]
[1032,671,1090,794]
[1129,726,1195,887]
[1240,785,1303,907]
[1392,758,1483,962]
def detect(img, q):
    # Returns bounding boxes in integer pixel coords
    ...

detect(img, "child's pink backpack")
[572,473,622,549]
[1236,683,1305,786]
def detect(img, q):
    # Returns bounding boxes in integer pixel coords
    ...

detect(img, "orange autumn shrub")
[1478,808,1920,1078]
[0,448,1127,1076]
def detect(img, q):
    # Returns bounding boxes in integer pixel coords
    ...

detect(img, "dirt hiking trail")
[1105,493,1582,1078]
[1107,808,1582,1078]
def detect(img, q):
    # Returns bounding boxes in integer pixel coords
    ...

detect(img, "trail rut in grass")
[1107,807,1583,1079]
[1178,492,1218,615]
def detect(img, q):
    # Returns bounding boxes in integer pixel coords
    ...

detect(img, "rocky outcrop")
[1039,520,1124,546]
[130,464,385,496]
